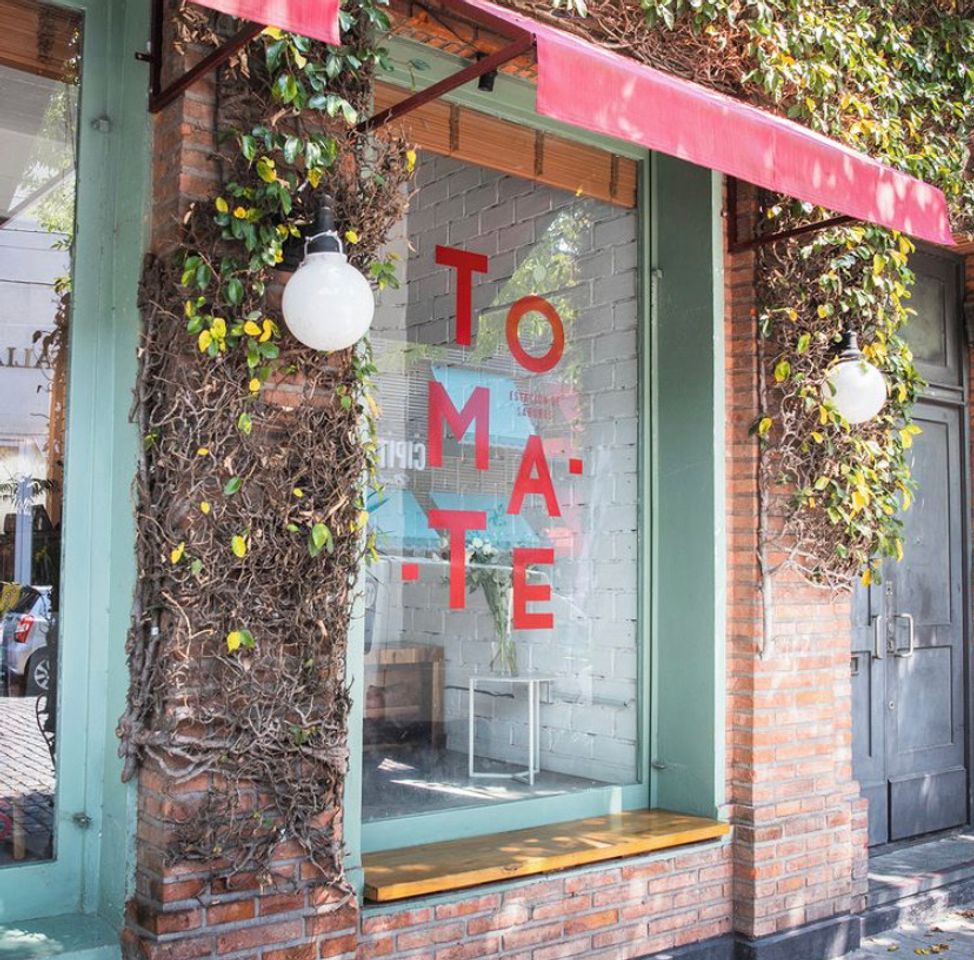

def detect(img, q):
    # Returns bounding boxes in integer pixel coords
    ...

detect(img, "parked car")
[1,586,55,695]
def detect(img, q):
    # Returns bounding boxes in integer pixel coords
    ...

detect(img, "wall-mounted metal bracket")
[139,0,262,114]
[727,176,856,253]
[357,31,534,133]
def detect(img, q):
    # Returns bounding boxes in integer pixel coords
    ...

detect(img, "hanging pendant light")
[281,197,375,352]
[823,329,887,425]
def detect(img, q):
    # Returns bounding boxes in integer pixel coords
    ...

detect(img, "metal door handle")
[871,615,884,659]
[894,613,915,657]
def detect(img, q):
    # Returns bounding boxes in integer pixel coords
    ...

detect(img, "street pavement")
[849,904,974,958]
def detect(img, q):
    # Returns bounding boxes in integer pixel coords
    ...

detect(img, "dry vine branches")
[118,2,410,884]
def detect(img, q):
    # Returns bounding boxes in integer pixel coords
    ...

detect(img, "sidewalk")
[849,903,974,958]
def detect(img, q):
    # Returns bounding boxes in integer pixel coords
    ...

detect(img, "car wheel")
[26,650,49,696]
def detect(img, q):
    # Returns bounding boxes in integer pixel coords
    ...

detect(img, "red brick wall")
[723,184,868,940]
[357,848,732,960]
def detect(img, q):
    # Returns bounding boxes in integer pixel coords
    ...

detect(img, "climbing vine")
[120,0,411,884]
[530,0,974,586]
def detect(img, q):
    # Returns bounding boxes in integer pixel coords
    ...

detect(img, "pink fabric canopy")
[461,0,953,246]
[194,0,953,245]
[193,0,340,46]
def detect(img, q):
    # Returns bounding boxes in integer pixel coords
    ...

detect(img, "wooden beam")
[363,808,729,902]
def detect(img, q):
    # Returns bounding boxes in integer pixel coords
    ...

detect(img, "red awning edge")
[192,0,341,47]
[457,0,955,247]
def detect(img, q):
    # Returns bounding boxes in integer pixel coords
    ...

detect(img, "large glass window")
[0,0,81,865]
[363,151,641,826]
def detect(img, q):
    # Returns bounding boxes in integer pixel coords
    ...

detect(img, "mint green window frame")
[0,0,150,927]
[345,37,725,871]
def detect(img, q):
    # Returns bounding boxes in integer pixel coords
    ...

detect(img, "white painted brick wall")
[367,152,640,790]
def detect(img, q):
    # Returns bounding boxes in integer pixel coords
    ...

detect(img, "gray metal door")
[852,250,968,845]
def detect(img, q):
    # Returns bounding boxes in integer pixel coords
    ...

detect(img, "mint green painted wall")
[651,155,726,817]
[0,0,149,929]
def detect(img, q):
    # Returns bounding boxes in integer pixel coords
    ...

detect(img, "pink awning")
[459,0,953,246]
[192,0,340,46]
[193,0,952,245]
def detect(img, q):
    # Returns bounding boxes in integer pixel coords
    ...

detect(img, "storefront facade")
[0,0,970,958]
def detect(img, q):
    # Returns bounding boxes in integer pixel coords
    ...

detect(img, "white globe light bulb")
[824,353,887,424]
[282,250,375,352]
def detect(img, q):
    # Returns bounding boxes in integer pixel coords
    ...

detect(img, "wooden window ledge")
[363,809,730,902]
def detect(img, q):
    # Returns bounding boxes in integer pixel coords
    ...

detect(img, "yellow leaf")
[200,501,210,515]
[898,234,914,257]
[366,394,381,418]
[233,206,248,219]
[861,568,873,587]
[895,539,904,562]
[811,431,824,443]
[259,319,274,343]
[873,253,886,277]
[345,229,359,245]
[215,196,229,214]
[757,416,773,438]
[786,308,798,322]
[817,304,831,319]
[899,428,913,448]
[819,405,829,426]
[897,383,907,402]
[226,630,242,652]
[307,168,322,188]
[231,535,247,558]
[293,51,307,69]
[211,317,227,338]
[851,490,867,513]
[170,542,185,564]
[249,378,261,394]
[244,320,262,337]
[358,510,370,528]
[901,487,912,511]
[197,447,210,456]
[198,329,213,352]
[406,148,417,173]
[261,25,283,38]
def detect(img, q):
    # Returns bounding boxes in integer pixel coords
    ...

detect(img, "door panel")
[889,767,968,841]
[852,582,888,845]
[885,402,967,839]
[852,249,968,846]
[907,252,963,389]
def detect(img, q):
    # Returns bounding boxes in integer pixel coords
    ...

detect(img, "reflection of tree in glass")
[474,200,591,381]
[23,77,79,244]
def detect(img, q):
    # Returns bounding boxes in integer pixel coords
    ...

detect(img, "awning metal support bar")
[357,32,534,133]
[727,176,855,253]
[140,0,262,114]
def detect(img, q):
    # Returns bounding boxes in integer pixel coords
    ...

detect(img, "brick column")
[724,182,869,942]
[121,23,361,960]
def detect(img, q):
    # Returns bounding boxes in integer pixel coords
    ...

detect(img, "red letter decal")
[436,245,489,346]
[506,295,564,373]
[428,381,490,471]
[428,509,487,608]
[508,435,561,517]
[513,547,554,629]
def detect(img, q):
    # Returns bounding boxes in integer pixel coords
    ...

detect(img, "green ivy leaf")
[224,476,242,495]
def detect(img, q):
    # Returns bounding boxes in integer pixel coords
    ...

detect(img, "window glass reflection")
[0,0,82,865]
[363,153,641,822]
